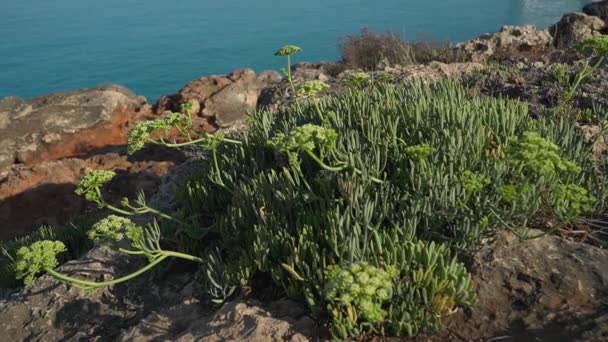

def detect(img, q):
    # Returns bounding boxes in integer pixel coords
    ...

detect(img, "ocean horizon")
[0,0,593,102]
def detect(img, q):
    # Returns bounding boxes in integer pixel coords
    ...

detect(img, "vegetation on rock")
[10,42,608,339]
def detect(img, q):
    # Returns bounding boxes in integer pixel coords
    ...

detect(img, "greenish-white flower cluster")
[297,80,330,98]
[74,170,116,205]
[403,143,436,161]
[510,132,581,178]
[268,124,337,168]
[325,262,397,322]
[15,241,66,286]
[274,45,302,56]
[342,72,371,89]
[88,215,138,249]
[461,171,490,193]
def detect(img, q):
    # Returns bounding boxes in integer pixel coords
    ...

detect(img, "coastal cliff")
[1,2,608,341]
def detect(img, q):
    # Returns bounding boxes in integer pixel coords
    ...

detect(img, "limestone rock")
[456,25,552,62]
[549,12,605,48]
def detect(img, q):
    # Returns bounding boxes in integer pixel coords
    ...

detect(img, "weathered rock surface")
[2,227,607,341]
[0,147,186,241]
[0,84,150,171]
[435,230,608,341]
[154,68,281,127]
[456,25,552,62]
[121,300,316,341]
[583,0,608,24]
[549,12,606,48]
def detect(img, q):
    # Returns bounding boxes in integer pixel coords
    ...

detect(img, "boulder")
[202,70,281,126]
[0,84,150,171]
[583,0,608,23]
[456,25,552,62]
[154,69,281,127]
[549,12,605,48]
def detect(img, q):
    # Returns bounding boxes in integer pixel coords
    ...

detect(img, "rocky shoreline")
[1,2,608,341]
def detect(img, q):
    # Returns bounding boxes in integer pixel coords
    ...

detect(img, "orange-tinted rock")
[0,147,186,241]
[0,84,151,171]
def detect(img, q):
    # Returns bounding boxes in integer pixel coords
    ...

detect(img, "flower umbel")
[325,262,397,323]
[88,215,139,249]
[297,80,330,98]
[15,240,66,286]
[510,132,581,178]
[75,170,115,205]
[274,45,302,56]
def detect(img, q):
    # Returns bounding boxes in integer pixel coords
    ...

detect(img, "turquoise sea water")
[0,0,593,102]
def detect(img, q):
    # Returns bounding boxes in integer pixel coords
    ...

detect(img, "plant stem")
[212,148,225,186]
[305,150,348,172]
[160,250,204,263]
[556,54,606,112]
[286,55,302,111]
[305,150,384,184]
[118,248,146,255]
[45,255,169,288]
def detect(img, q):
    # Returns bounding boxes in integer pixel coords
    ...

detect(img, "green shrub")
[173,80,605,337]
[11,77,606,338]
[0,216,96,288]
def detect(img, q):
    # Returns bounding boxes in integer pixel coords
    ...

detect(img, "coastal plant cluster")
[8,43,608,340]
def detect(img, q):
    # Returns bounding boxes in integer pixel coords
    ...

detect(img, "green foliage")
[174,80,607,338]
[342,72,371,90]
[297,80,330,98]
[385,240,476,336]
[576,34,608,55]
[15,241,66,287]
[0,217,96,288]
[556,34,608,111]
[548,64,571,87]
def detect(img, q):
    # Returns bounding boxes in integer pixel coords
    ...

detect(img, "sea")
[0,0,594,102]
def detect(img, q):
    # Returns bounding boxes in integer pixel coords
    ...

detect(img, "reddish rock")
[0,148,185,241]
[0,84,151,171]
[154,69,281,127]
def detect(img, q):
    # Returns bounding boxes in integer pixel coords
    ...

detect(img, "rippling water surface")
[0,0,593,101]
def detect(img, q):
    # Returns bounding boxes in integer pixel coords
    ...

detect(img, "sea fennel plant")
[172,80,605,339]
[15,216,203,289]
[12,64,607,339]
